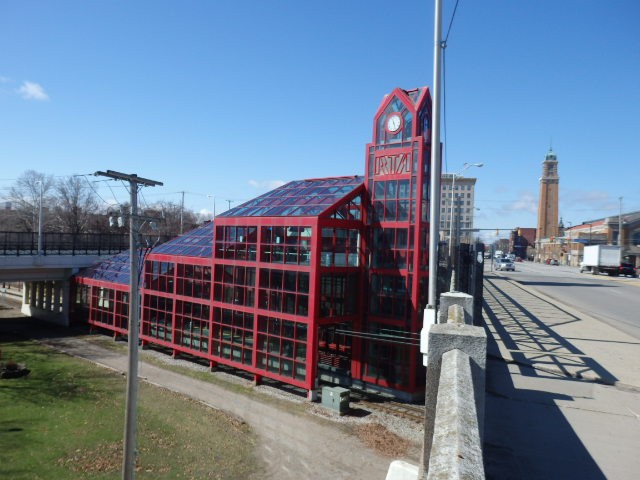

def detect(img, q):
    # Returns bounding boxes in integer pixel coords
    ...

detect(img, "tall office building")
[439,174,478,243]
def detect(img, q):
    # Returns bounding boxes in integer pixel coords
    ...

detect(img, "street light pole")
[447,163,483,259]
[207,195,216,221]
[37,180,44,256]
[426,0,443,312]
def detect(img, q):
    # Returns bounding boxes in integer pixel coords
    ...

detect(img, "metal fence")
[0,232,130,256]
[439,241,485,324]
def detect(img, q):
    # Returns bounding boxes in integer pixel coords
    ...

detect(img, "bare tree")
[141,200,198,237]
[8,170,55,232]
[52,176,100,234]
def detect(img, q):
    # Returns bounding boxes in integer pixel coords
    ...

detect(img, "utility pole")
[618,196,623,246]
[94,170,162,480]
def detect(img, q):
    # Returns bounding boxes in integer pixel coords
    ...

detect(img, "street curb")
[487,351,640,393]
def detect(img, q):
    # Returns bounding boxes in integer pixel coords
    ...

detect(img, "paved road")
[483,268,640,479]
[501,261,640,339]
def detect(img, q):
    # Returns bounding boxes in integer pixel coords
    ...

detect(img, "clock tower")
[356,87,433,396]
[536,148,560,243]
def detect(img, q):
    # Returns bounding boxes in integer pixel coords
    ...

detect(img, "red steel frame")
[72,86,433,398]
[357,87,433,394]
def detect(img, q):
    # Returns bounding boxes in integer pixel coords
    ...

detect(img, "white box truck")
[579,245,621,275]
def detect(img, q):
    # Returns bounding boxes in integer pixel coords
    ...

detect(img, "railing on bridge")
[0,232,130,256]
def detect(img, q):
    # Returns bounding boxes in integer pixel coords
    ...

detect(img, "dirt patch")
[355,423,410,457]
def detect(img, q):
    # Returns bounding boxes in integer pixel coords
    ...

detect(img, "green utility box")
[321,386,350,415]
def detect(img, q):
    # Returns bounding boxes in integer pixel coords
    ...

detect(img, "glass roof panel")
[75,250,139,285]
[218,176,364,217]
[152,222,213,258]
[76,223,214,283]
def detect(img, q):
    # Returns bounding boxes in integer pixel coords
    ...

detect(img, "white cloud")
[0,76,11,83]
[17,81,49,101]
[505,191,538,214]
[248,179,286,190]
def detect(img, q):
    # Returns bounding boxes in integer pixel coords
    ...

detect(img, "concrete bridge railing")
[387,292,487,480]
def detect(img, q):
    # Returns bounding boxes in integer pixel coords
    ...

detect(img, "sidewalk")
[482,272,640,479]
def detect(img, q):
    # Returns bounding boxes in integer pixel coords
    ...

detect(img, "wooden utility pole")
[94,170,163,480]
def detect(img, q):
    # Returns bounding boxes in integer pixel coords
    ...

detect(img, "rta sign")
[373,152,412,176]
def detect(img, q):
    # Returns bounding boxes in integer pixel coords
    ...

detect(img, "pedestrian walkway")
[482,272,640,479]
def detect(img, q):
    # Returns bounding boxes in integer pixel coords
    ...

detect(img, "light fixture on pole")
[448,162,483,258]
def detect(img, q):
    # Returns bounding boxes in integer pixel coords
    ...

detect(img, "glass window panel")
[374,181,385,199]
[298,273,309,293]
[385,181,397,199]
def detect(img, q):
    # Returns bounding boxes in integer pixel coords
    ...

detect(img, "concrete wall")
[388,293,487,480]
[426,349,484,479]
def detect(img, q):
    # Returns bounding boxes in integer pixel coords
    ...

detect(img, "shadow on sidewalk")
[482,275,607,480]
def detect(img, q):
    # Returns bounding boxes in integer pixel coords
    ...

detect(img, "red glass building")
[73,86,433,400]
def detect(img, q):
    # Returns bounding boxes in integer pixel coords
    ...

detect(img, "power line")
[440,0,462,177]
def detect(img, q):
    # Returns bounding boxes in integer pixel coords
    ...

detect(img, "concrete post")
[61,280,71,324]
[438,292,474,325]
[422,319,486,475]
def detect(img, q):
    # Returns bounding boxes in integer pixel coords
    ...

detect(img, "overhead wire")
[79,174,114,209]
[441,0,462,175]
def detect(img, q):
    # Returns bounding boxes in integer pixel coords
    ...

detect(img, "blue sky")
[1,1,639,243]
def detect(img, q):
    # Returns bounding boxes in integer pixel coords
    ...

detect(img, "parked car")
[619,262,638,278]
[495,258,515,271]
[549,259,559,266]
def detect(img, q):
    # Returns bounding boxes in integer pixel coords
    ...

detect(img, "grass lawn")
[0,336,262,479]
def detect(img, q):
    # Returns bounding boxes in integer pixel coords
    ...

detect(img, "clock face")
[386,114,402,133]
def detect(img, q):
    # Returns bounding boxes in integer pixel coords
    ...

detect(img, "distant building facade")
[509,227,536,260]
[439,175,478,243]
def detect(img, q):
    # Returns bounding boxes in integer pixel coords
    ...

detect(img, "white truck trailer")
[580,245,621,275]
